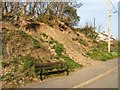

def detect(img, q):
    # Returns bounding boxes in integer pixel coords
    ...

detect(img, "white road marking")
[72,65,119,88]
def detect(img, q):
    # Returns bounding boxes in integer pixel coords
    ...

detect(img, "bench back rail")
[35,61,69,80]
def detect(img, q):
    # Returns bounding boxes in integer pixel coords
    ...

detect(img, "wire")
[110,3,118,13]
[110,0,120,16]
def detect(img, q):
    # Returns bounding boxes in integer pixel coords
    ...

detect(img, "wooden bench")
[35,61,69,81]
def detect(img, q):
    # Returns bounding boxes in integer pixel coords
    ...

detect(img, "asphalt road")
[0,33,1,52]
[24,58,118,88]
[0,33,2,90]
[77,67,118,88]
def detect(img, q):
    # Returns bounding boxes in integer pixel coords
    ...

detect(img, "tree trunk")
[13,2,19,15]
[31,2,38,16]
[21,2,28,15]
[2,2,8,15]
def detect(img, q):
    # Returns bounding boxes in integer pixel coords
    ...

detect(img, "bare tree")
[2,2,8,15]
[21,2,28,15]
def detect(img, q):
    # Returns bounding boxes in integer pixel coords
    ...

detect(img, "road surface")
[23,58,118,88]
[75,67,118,88]
[0,26,2,89]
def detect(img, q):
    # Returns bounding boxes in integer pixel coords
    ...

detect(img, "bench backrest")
[35,61,67,70]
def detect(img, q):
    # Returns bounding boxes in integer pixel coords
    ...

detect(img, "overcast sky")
[77,0,119,39]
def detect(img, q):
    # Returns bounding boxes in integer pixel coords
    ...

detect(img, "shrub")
[13,55,22,62]
[87,49,118,61]
[111,52,118,58]
[53,44,64,56]
[18,31,41,49]
[0,51,2,56]
[0,76,2,81]
[2,15,14,23]
[53,42,82,71]
[23,55,35,70]
[79,38,88,46]
[38,14,56,27]
[2,28,9,33]
[59,54,82,71]
[32,39,41,49]
[2,62,10,68]
[18,31,30,38]
[87,34,95,40]
[72,38,78,41]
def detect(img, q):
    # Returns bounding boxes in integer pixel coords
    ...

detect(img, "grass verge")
[87,49,118,61]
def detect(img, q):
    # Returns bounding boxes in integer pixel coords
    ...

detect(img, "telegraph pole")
[108,0,111,52]
[94,18,95,31]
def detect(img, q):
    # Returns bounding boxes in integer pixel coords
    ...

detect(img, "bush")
[18,30,41,49]
[72,38,78,41]
[2,15,14,23]
[32,39,41,49]
[2,62,10,68]
[79,38,88,46]
[23,55,35,70]
[0,51,2,56]
[111,52,118,58]
[0,76,2,81]
[18,31,30,38]
[38,14,56,27]
[53,44,64,56]
[53,42,82,71]
[87,49,118,61]
[59,54,82,71]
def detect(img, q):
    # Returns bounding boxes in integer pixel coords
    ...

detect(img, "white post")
[108,0,111,52]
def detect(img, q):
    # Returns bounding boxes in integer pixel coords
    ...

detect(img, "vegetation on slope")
[1,1,119,89]
[40,33,83,71]
[2,26,83,88]
[2,28,56,88]
[72,24,119,61]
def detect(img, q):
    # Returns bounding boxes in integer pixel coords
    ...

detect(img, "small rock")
[32,78,38,81]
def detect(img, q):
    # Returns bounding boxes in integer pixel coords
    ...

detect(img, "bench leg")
[66,69,69,75]
[40,70,43,81]
[66,65,69,75]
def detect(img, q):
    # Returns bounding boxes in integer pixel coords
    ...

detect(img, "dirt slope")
[1,21,100,88]
[35,23,99,65]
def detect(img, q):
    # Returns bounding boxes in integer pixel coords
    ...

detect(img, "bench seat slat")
[42,69,67,75]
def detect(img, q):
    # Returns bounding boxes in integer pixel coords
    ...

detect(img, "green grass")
[32,39,41,49]
[0,76,2,81]
[87,49,118,61]
[0,51,2,56]
[59,54,83,71]
[79,38,88,46]
[18,30,30,38]
[23,55,35,70]
[87,41,119,61]
[52,42,83,71]
[18,30,41,49]
[53,44,64,56]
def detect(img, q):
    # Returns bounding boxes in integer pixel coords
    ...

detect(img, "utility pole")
[108,0,111,52]
[94,18,95,32]
[93,18,96,39]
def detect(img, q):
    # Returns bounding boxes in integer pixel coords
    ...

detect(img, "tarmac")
[23,58,118,88]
